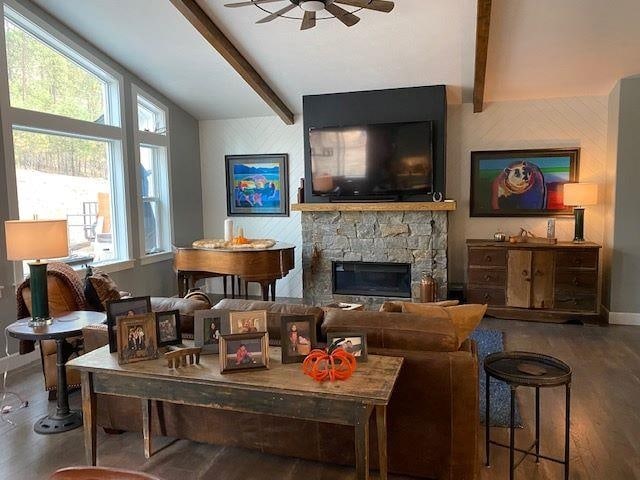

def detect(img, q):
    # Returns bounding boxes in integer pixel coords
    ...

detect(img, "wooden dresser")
[466,239,601,323]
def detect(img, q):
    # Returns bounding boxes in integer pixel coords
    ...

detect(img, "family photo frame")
[229,310,268,334]
[155,310,182,348]
[219,332,269,374]
[327,332,368,362]
[116,313,158,365]
[106,296,152,353]
[194,309,230,354]
[280,315,316,364]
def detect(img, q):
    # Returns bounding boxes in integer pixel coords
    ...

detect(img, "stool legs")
[485,371,491,467]
[509,385,516,480]
[535,386,540,463]
[565,383,571,480]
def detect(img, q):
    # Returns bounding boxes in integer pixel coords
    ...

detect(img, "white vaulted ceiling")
[32,0,640,120]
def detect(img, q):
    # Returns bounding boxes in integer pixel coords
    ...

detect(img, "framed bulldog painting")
[225,154,289,217]
[470,148,580,217]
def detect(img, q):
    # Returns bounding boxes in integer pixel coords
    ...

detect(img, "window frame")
[132,84,173,264]
[0,0,134,282]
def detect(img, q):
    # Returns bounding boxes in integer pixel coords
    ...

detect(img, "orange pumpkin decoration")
[302,339,357,382]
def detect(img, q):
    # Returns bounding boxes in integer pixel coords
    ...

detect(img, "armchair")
[16,262,210,395]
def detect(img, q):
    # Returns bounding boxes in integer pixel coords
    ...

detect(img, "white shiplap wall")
[447,96,609,282]
[200,116,304,298]
[200,95,609,294]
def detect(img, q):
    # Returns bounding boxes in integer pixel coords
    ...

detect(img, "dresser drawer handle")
[573,277,580,286]
[484,255,492,262]
[522,269,531,281]
[483,293,491,301]
[484,274,492,281]
[573,258,582,266]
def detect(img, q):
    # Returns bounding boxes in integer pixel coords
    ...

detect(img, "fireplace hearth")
[301,210,449,308]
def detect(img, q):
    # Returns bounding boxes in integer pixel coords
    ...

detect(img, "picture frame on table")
[327,332,368,362]
[194,309,230,354]
[116,313,158,365]
[225,154,289,217]
[155,310,182,348]
[106,296,152,353]
[280,315,316,364]
[470,148,580,217]
[219,332,269,374]
[229,310,268,334]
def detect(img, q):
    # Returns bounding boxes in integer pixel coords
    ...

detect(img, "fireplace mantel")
[292,201,456,212]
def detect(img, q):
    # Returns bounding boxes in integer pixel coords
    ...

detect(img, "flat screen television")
[309,121,433,200]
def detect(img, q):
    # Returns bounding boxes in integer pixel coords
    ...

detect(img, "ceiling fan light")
[300,1,325,12]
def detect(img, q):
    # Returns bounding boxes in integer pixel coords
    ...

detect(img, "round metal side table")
[484,351,572,480]
[6,311,106,434]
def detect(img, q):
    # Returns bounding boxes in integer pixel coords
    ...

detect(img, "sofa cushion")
[212,299,324,341]
[401,303,487,348]
[379,300,460,313]
[322,309,459,352]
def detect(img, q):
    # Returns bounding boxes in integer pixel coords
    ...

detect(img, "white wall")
[200,116,304,298]
[447,96,608,283]
[200,96,609,297]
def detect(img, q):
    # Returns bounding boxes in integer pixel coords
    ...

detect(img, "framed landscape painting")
[225,154,289,217]
[470,148,580,217]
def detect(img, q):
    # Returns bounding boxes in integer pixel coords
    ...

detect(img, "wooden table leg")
[80,371,96,466]
[376,405,388,480]
[142,398,152,459]
[355,410,371,480]
[270,281,276,301]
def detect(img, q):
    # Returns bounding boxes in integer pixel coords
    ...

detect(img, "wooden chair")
[50,466,161,480]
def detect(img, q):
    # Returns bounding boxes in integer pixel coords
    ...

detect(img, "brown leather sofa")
[19,268,210,394]
[81,299,479,480]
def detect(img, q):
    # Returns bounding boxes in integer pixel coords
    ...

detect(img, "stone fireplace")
[300,208,450,309]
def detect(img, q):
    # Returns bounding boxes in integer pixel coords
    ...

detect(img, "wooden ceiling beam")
[169,0,295,125]
[473,0,492,113]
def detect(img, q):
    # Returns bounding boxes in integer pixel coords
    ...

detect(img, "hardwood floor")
[1,318,638,479]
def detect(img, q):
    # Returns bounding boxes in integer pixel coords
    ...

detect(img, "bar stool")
[484,351,572,480]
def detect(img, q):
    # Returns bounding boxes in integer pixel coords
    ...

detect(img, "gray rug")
[470,329,523,428]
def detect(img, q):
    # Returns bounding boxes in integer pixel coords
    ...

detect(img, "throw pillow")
[401,302,487,348]
[85,269,120,311]
[380,299,460,313]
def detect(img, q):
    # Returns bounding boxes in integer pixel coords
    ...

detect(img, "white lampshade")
[563,183,598,207]
[5,219,69,261]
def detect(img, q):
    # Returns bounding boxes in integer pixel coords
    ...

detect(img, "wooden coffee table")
[68,345,403,480]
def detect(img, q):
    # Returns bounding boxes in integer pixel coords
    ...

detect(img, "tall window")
[2,4,128,271]
[134,88,171,256]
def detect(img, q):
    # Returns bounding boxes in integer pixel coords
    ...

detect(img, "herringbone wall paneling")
[447,96,608,283]
[200,116,304,298]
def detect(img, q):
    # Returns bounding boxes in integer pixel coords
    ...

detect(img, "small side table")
[6,311,106,434]
[484,351,572,480]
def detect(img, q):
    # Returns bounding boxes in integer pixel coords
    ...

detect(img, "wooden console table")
[466,239,601,323]
[68,345,403,480]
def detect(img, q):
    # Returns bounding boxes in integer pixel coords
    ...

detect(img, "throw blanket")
[17,262,88,354]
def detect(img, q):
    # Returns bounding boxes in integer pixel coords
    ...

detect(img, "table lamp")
[4,219,69,326]
[563,183,598,243]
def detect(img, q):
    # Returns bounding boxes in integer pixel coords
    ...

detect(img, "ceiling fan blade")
[325,3,361,27]
[256,3,297,23]
[334,0,394,13]
[225,0,286,8]
[301,11,316,30]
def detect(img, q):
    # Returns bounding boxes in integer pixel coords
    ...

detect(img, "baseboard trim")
[608,310,640,326]
[0,349,40,373]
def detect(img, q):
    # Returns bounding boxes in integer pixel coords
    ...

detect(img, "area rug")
[470,329,523,428]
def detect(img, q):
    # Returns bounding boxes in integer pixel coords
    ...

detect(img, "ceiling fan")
[224,0,395,30]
